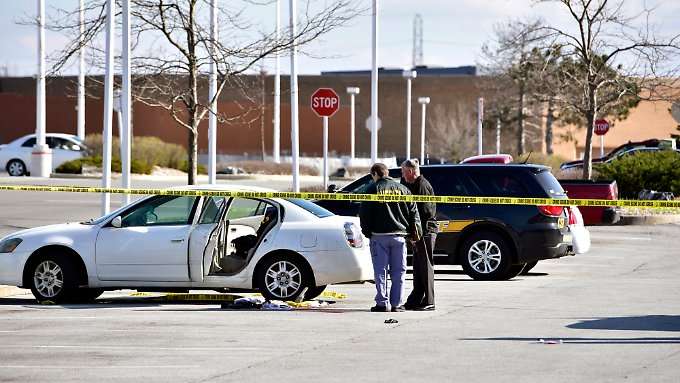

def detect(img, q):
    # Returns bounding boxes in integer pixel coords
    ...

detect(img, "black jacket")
[402,175,438,235]
[359,177,422,239]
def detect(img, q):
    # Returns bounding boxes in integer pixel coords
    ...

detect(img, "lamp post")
[77,0,85,141]
[402,70,417,159]
[273,0,281,163]
[370,0,379,163]
[289,0,300,192]
[208,0,218,183]
[418,97,430,164]
[31,0,52,178]
[121,0,131,205]
[346,87,360,160]
[101,0,115,215]
[477,97,484,155]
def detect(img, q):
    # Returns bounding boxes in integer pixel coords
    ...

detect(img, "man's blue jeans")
[369,235,407,308]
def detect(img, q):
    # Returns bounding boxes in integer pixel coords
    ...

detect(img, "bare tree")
[538,0,680,179]
[42,0,360,184]
[480,18,550,155]
[428,102,477,162]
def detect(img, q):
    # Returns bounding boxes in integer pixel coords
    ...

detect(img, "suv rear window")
[467,172,528,197]
[534,169,566,197]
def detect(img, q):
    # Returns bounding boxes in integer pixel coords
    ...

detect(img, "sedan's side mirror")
[111,216,122,228]
[327,184,338,193]
[70,144,82,151]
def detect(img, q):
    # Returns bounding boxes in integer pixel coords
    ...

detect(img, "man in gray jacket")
[359,163,421,312]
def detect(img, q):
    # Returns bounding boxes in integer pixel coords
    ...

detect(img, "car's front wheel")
[28,255,78,303]
[256,255,312,301]
[7,159,27,177]
[460,232,513,281]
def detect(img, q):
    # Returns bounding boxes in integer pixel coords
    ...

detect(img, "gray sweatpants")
[369,234,407,307]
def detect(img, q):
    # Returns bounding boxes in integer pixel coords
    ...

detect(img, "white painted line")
[6,345,263,352]
[0,365,201,369]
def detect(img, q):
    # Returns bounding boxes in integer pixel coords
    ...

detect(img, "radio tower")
[412,14,423,67]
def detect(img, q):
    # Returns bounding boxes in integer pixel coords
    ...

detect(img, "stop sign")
[311,88,340,117]
[594,119,610,136]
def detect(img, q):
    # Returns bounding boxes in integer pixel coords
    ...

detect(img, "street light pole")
[77,0,85,141]
[477,97,484,156]
[496,118,501,155]
[121,0,131,205]
[101,0,115,215]
[402,70,417,160]
[418,97,430,164]
[346,87,360,160]
[31,0,52,178]
[208,0,218,184]
[289,0,300,192]
[370,0,379,163]
[273,0,281,163]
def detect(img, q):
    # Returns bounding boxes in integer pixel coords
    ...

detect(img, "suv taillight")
[344,222,364,248]
[537,205,564,217]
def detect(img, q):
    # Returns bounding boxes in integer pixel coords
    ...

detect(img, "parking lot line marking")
[11,345,265,352]
[0,365,201,369]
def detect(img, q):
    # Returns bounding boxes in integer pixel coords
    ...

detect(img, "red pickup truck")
[559,180,620,225]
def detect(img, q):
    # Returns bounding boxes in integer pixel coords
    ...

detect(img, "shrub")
[55,156,153,175]
[217,161,319,176]
[514,153,567,174]
[85,134,187,171]
[178,160,207,175]
[595,150,680,198]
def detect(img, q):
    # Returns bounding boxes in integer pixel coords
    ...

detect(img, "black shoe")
[370,305,388,312]
[415,304,435,311]
[391,305,406,312]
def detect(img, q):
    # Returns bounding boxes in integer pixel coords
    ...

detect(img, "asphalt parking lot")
[1,177,679,382]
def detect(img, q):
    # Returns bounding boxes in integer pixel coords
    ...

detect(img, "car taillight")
[537,205,564,217]
[344,222,364,248]
[568,208,576,225]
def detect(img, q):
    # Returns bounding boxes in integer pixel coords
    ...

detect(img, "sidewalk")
[0,285,29,298]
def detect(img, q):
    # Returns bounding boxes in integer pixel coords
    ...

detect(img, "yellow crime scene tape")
[0,184,679,209]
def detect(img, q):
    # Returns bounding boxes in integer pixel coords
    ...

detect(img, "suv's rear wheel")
[460,232,513,281]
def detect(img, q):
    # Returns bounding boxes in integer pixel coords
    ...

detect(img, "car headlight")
[0,238,22,253]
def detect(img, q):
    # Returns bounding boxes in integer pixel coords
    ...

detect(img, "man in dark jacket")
[359,163,421,312]
[401,159,437,311]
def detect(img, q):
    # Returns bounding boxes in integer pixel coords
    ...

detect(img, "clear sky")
[1,0,679,77]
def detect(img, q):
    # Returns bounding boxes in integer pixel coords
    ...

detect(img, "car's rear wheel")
[7,160,27,177]
[520,261,538,275]
[460,232,513,281]
[257,255,312,301]
[28,255,78,303]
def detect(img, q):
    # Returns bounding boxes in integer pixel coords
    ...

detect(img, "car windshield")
[287,198,334,218]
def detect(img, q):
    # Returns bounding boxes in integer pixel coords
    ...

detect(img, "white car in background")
[0,185,373,303]
[0,133,86,176]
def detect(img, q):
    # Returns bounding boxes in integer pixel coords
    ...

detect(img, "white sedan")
[0,133,86,176]
[0,185,373,303]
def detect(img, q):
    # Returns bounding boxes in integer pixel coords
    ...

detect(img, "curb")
[0,285,29,298]
[616,214,680,225]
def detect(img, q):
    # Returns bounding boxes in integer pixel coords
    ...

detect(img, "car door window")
[199,197,227,224]
[121,196,198,227]
[423,169,471,196]
[226,198,263,220]
[21,138,36,147]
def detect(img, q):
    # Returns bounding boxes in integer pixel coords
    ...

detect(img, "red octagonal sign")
[594,119,610,136]
[311,88,340,117]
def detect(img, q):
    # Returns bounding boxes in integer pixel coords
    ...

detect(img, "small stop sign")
[594,119,610,136]
[311,88,340,117]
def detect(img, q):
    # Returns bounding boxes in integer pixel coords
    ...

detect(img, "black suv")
[316,164,573,281]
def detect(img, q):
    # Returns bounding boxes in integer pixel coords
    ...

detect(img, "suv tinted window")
[534,169,566,197]
[467,171,528,197]
[422,168,471,196]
